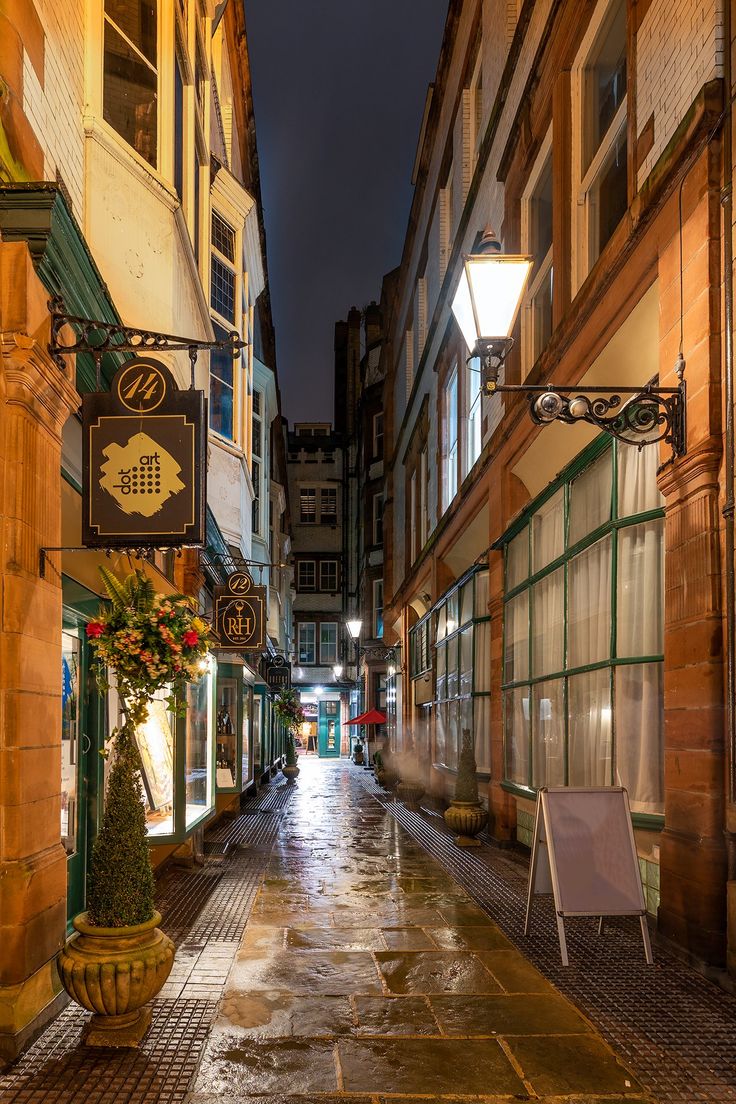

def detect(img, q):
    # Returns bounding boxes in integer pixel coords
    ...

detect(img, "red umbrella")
[343,708,387,726]
[343,708,386,767]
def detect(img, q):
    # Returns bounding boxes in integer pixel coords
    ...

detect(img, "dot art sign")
[82,357,206,548]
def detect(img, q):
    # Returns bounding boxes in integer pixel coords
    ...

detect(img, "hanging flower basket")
[274,689,305,781]
[58,568,213,1047]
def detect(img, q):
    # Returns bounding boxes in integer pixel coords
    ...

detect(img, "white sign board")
[524,787,653,966]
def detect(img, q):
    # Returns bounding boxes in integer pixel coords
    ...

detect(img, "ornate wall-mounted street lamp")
[450,229,686,457]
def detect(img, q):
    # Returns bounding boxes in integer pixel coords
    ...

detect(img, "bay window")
[443,366,459,513]
[103,1,158,168]
[521,136,554,375]
[575,0,628,282]
[502,439,664,814]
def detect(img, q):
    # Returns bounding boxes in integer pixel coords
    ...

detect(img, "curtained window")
[502,440,664,814]
[431,568,491,774]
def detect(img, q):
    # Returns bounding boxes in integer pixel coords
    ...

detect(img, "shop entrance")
[62,589,104,928]
[318,699,340,757]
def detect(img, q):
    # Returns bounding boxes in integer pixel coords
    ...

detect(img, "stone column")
[656,150,727,967]
[0,241,80,1060]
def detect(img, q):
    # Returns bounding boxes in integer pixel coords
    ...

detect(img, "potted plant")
[395,732,425,807]
[353,739,365,765]
[444,728,488,846]
[58,568,212,1047]
[373,749,386,786]
[273,689,304,781]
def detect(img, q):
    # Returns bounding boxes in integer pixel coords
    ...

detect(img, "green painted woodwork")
[0,182,126,392]
[318,699,340,757]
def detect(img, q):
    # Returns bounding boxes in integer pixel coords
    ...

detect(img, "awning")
[343,709,387,726]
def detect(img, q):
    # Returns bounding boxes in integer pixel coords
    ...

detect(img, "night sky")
[243,1,450,423]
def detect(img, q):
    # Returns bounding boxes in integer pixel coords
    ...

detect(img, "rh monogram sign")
[82,357,206,547]
[214,571,266,651]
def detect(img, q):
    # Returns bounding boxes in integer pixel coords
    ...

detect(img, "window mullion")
[105,14,158,75]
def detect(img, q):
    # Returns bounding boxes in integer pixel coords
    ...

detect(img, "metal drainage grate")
[0,999,216,1104]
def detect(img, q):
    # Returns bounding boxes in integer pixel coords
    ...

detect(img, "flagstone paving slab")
[351,995,438,1035]
[374,950,503,994]
[336,1037,525,1094]
[429,992,595,1035]
[506,1033,642,1095]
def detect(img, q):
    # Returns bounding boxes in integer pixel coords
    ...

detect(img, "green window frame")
[409,615,432,678]
[501,437,665,820]
[431,566,491,774]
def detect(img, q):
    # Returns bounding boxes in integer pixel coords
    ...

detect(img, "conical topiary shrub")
[87,721,155,926]
[454,729,480,804]
[444,728,487,846]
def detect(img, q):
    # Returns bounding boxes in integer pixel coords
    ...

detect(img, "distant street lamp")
[450,226,686,458]
[346,619,362,641]
[333,664,344,680]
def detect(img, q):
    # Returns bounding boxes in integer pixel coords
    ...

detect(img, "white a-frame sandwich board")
[524,787,653,967]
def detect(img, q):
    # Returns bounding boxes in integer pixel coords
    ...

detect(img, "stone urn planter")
[444,728,487,846]
[396,780,425,807]
[59,911,174,1046]
[282,732,301,783]
[444,800,487,846]
[353,741,365,765]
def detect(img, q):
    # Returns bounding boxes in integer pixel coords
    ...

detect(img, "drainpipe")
[723,0,736,942]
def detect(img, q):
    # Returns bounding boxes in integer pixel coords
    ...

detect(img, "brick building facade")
[382,0,736,973]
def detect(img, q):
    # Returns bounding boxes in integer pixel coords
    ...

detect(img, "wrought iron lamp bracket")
[48,296,246,379]
[474,339,687,459]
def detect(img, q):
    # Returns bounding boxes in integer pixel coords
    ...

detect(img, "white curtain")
[618,442,664,516]
[532,567,564,676]
[615,446,665,813]
[505,687,530,784]
[505,592,530,682]
[568,668,612,785]
[615,664,664,813]
[474,696,491,773]
[568,537,612,668]
[474,621,491,692]
[569,451,613,546]
[532,679,565,786]
[532,488,564,572]
[507,529,529,589]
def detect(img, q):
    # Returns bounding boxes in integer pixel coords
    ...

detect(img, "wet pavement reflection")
[189,758,651,1103]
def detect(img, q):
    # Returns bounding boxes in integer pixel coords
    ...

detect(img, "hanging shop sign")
[263,655,292,691]
[82,357,206,548]
[214,570,267,651]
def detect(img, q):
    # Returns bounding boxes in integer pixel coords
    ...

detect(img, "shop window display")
[185,672,214,828]
[216,676,238,788]
[61,630,81,856]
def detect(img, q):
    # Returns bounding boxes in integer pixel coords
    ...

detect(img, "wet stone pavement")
[189,758,650,1104]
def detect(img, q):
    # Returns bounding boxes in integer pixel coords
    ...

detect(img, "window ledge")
[84,114,180,213]
[433,762,491,782]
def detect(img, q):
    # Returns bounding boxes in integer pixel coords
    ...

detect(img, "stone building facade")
[383,0,734,973]
[0,0,289,1058]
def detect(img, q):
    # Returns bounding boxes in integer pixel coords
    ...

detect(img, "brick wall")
[636,0,724,187]
[23,0,85,213]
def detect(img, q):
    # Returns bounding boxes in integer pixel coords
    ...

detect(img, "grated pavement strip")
[0,778,296,1104]
[362,773,736,1104]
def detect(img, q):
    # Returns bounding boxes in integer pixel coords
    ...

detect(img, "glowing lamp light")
[314,686,324,696]
[333,664,344,680]
[346,619,362,640]
[450,229,532,355]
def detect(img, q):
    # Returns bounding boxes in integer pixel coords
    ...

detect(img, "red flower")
[86,621,105,639]
[182,629,199,647]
